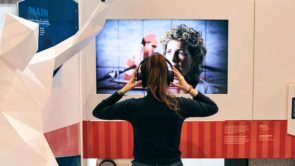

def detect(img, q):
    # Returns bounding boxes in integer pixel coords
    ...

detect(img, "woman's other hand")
[172,67,198,96]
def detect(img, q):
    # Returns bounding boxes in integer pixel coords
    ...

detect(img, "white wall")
[253,0,295,120]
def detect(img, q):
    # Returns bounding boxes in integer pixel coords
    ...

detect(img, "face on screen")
[165,40,193,76]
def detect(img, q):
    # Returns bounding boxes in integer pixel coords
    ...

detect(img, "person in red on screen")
[93,53,218,166]
[124,33,158,80]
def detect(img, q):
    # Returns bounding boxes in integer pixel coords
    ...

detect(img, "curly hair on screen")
[160,24,207,87]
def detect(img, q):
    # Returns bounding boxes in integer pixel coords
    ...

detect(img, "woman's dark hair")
[141,52,179,111]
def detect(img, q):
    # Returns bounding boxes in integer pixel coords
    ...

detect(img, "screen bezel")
[292,97,295,119]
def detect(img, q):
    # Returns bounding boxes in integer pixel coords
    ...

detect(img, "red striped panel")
[82,120,295,158]
[285,132,292,158]
[128,122,133,157]
[210,122,216,157]
[280,121,286,157]
[204,122,211,157]
[250,121,258,158]
[191,121,199,157]
[198,122,205,157]
[122,122,130,158]
[44,123,80,157]
[187,122,193,157]
[225,121,234,158]
[215,122,223,157]
[261,121,269,158]
[179,123,186,157]
[267,121,274,158]
[273,121,281,157]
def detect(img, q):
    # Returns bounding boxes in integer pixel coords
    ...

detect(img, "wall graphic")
[18,0,78,52]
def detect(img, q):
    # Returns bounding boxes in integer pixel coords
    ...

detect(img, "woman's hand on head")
[120,70,142,94]
[171,67,191,92]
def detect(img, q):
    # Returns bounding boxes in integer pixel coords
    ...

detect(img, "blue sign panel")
[18,0,78,52]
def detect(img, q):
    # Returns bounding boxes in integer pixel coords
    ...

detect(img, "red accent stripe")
[128,123,133,157]
[280,121,286,157]
[92,122,98,157]
[204,122,211,157]
[292,133,295,157]
[244,121,250,157]
[105,122,111,158]
[122,122,129,158]
[82,122,88,157]
[210,122,216,157]
[187,122,193,157]
[226,121,234,158]
[261,121,269,158]
[235,121,246,158]
[249,121,257,158]
[232,121,239,158]
[222,121,227,158]
[267,121,274,158]
[98,122,106,157]
[256,121,263,158]
[215,122,223,158]
[285,132,292,158]
[88,121,93,157]
[198,122,205,157]
[110,122,117,157]
[180,122,188,157]
[116,122,122,157]
[273,121,281,158]
[191,122,199,157]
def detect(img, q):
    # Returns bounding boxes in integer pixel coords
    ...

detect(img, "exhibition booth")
[0,0,295,165]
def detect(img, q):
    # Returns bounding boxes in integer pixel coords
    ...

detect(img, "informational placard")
[18,0,78,52]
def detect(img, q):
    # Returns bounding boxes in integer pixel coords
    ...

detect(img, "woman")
[93,53,218,166]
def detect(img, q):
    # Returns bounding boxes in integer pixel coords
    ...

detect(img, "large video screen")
[96,19,228,94]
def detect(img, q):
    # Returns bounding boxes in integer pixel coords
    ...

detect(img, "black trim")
[292,97,295,119]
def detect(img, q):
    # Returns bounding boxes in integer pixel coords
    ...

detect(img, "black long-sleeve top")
[92,91,218,164]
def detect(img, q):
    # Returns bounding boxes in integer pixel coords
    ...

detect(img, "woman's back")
[93,90,218,164]
[129,95,184,163]
[92,53,218,165]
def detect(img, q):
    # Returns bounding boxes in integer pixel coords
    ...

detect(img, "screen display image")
[96,19,228,94]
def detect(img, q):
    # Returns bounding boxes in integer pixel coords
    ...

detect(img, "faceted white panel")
[0,14,38,71]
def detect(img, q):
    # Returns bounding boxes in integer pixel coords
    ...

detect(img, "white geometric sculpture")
[0,14,38,71]
[0,1,109,165]
[0,14,56,166]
